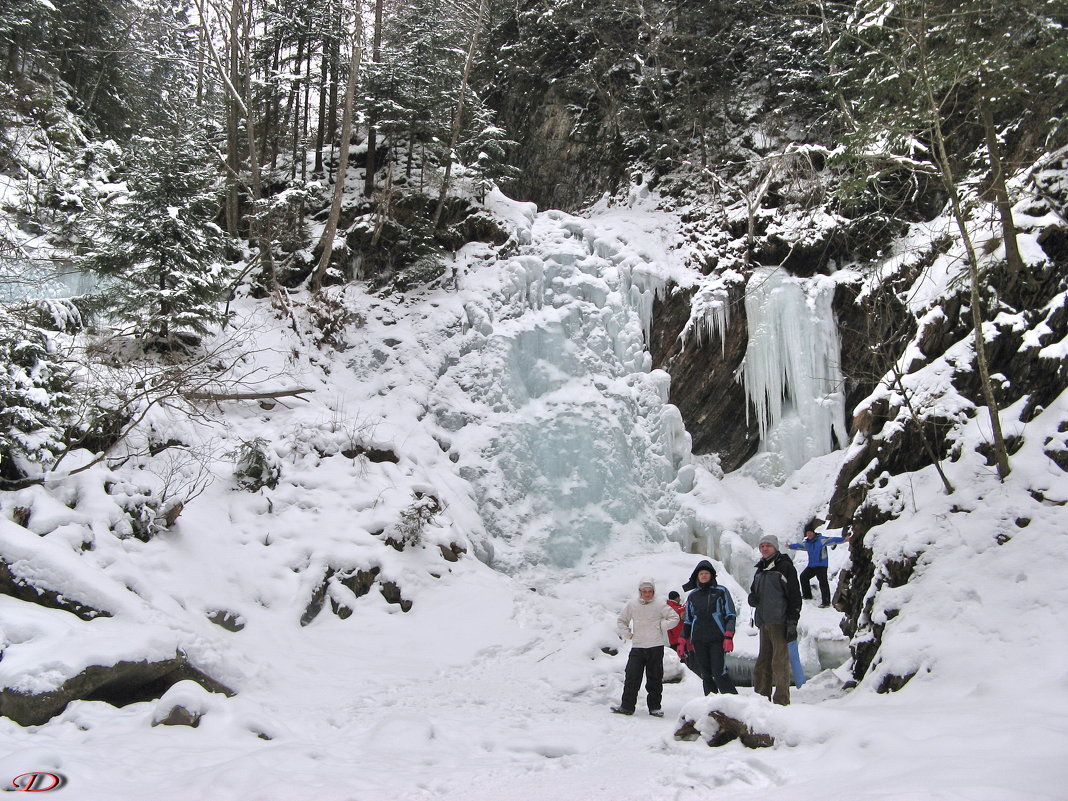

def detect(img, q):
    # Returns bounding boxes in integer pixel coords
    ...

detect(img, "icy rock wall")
[439,211,691,569]
[741,268,848,474]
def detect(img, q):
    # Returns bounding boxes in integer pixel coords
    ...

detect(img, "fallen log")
[182,387,313,402]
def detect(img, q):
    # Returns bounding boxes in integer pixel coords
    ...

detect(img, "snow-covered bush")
[384,491,441,550]
[0,309,76,481]
[229,437,281,492]
[392,253,446,292]
[24,298,86,334]
[105,478,165,541]
[306,290,362,350]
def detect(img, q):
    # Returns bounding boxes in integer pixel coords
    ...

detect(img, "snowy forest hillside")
[1,0,1068,799]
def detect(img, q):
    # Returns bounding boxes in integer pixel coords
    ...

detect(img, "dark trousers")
[800,565,830,604]
[620,646,664,712]
[692,639,737,696]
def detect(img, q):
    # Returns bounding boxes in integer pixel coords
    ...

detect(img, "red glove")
[676,638,690,659]
[723,631,734,653]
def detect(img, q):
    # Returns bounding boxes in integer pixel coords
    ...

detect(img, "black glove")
[785,622,797,643]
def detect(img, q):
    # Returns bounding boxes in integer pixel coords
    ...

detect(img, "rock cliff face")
[491,87,622,211]
[647,264,901,476]
[648,284,758,473]
[828,248,1068,684]
[646,201,1068,688]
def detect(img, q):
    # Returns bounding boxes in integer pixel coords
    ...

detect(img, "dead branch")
[182,387,313,402]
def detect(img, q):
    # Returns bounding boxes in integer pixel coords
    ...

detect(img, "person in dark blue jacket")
[677,560,738,696]
[788,526,851,607]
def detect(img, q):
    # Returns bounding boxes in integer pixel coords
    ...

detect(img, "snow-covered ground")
[1,193,1067,800]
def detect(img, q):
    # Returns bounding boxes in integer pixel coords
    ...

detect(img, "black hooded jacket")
[748,551,802,626]
[682,559,715,592]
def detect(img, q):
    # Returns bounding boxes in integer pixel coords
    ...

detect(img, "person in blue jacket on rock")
[677,560,738,696]
[788,525,851,607]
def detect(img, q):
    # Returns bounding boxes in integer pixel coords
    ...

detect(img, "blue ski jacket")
[682,583,737,641]
[788,534,847,568]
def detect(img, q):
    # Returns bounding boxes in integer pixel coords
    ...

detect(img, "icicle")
[614,256,668,347]
[681,280,732,354]
[741,268,847,471]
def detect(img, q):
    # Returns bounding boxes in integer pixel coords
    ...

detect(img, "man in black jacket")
[748,534,803,705]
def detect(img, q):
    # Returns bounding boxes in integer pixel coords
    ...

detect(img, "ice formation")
[681,278,733,353]
[741,268,848,473]
[436,210,690,569]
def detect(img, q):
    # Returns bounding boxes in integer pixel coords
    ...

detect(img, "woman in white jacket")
[611,577,680,717]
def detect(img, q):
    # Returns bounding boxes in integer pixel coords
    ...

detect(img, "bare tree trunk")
[979,90,1024,274]
[917,27,1011,480]
[363,0,384,197]
[195,22,206,106]
[745,167,775,267]
[294,36,311,181]
[371,164,394,249]
[184,387,313,402]
[266,39,281,169]
[406,117,415,179]
[327,30,339,167]
[312,8,364,291]
[197,0,275,287]
[431,0,490,229]
[276,37,303,173]
[314,49,328,175]
[240,2,275,288]
[224,0,242,235]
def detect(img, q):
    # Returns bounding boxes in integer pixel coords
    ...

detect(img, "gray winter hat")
[638,577,655,590]
[758,534,780,550]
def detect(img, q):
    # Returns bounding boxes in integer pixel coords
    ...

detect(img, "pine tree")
[430,0,490,227]
[379,0,472,187]
[459,98,519,201]
[0,309,75,482]
[0,0,51,77]
[835,0,1066,178]
[76,126,233,349]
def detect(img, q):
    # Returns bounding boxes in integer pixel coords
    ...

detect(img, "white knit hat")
[638,577,655,590]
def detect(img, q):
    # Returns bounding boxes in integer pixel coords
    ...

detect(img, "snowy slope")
[1,193,1067,801]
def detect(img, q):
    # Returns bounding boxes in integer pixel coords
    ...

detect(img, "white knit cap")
[638,577,655,590]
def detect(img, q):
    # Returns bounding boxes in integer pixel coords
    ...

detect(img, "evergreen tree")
[0,309,75,481]
[379,0,472,185]
[459,98,519,201]
[3,0,206,138]
[834,0,1066,173]
[124,0,205,133]
[386,0,465,164]
[76,125,233,349]
[0,0,52,77]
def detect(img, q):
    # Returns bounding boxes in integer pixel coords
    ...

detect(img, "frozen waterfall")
[741,268,848,475]
[434,209,692,570]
